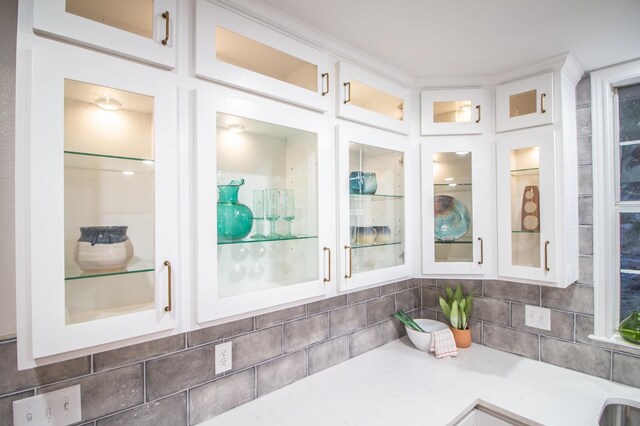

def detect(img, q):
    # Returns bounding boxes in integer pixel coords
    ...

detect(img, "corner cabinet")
[420,89,492,135]
[195,88,335,324]
[421,138,495,276]
[496,72,553,132]
[32,0,177,69]
[195,0,332,112]
[16,46,179,367]
[336,62,411,135]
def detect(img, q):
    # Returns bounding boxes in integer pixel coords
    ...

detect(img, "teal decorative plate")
[434,195,471,241]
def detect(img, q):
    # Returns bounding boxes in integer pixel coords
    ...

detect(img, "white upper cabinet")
[421,89,492,135]
[336,124,411,292]
[195,0,332,112]
[32,0,177,69]
[496,72,553,132]
[421,138,495,276]
[195,88,335,324]
[16,45,180,366]
[336,61,411,135]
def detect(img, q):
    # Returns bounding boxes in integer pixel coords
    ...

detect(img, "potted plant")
[438,284,474,348]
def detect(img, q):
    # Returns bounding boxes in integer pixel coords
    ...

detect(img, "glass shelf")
[510,167,539,176]
[349,193,404,201]
[64,151,154,174]
[435,239,473,244]
[218,234,318,246]
[65,258,155,281]
[434,183,472,187]
[512,230,541,234]
[351,241,402,249]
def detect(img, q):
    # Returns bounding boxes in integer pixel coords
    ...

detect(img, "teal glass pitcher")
[217,179,254,240]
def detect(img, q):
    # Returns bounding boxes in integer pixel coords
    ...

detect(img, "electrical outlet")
[525,305,551,330]
[215,341,232,374]
[13,384,81,426]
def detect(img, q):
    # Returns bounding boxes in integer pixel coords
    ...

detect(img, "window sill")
[589,333,640,350]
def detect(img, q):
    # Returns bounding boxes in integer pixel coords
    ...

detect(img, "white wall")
[0,0,17,338]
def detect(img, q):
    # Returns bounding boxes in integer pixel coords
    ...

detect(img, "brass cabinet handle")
[540,93,546,114]
[343,82,351,104]
[321,73,330,96]
[323,247,331,282]
[477,237,484,265]
[344,245,352,278]
[164,260,172,312]
[544,241,550,272]
[161,11,170,46]
[475,105,481,123]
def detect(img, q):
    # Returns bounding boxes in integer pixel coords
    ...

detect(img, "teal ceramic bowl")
[434,195,471,241]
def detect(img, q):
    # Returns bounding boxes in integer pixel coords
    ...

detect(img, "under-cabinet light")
[448,183,457,187]
[142,160,154,165]
[122,171,134,175]
[228,124,244,134]
[455,151,470,155]
[444,177,454,181]
[94,95,121,111]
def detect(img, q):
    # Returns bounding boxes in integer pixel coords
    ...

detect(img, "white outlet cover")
[13,384,81,426]
[215,341,233,374]
[525,305,551,331]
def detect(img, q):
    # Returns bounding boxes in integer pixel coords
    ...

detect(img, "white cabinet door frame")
[421,89,492,135]
[496,72,554,132]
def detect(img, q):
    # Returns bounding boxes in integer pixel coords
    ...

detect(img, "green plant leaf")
[439,296,451,321]
[459,299,466,312]
[454,285,463,302]
[464,294,474,317]
[450,300,459,328]
[445,286,454,301]
[461,309,467,330]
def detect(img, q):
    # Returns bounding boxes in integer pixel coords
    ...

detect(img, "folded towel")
[429,328,458,358]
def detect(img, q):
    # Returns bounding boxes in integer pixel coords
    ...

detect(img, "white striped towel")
[429,328,458,358]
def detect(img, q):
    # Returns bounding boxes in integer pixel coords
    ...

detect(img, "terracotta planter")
[451,327,472,348]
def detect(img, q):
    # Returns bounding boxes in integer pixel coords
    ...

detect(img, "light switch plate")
[525,305,551,330]
[13,384,81,426]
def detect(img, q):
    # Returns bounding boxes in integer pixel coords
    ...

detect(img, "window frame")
[591,58,640,347]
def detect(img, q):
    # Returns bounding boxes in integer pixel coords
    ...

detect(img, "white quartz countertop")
[199,337,640,425]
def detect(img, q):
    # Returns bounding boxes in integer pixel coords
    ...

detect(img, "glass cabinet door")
[420,89,491,135]
[24,48,178,361]
[337,62,411,135]
[33,0,177,68]
[195,0,331,112]
[496,72,553,132]
[196,89,333,323]
[421,139,494,276]
[496,128,557,283]
[338,125,409,291]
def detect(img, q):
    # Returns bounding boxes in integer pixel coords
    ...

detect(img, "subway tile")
[0,341,90,395]
[541,337,611,379]
[421,279,437,288]
[146,344,217,401]
[421,287,445,310]
[307,295,347,315]
[231,326,282,371]
[579,225,593,255]
[408,278,423,289]
[578,196,593,225]
[483,324,539,360]
[284,313,328,353]
[396,287,421,312]
[187,317,254,347]
[575,315,640,356]
[347,287,380,304]
[576,105,592,137]
[420,308,438,320]
[96,392,186,426]
[350,324,383,358]
[41,364,143,422]
[382,318,406,344]
[255,305,306,329]
[0,390,33,425]
[612,352,640,387]
[575,75,591,108]
[257,350,306,397]
[511,304,574,341]
[308,336,349,375]
[482,280,540,305]
[542,284,594,315]
[380,280,408,296]
[578,165,593,196]
[189,369,255,425]
[436,279,483,296]
[471,297,510,326]
[366,295,395,325]
[578,255,594,286]
[577,136,592,166]
[329,303,366,337]
[94,334,185,372]
[469,319,482,345]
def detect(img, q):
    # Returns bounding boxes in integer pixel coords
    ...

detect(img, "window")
[592,59,640,346]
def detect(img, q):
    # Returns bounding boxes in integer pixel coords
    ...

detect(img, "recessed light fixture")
[228,124,244,134]
[94,95,121,111]
[448,183,457,187]
[122,171,134,175]
[444,177,454,181]
[455,151,470,155]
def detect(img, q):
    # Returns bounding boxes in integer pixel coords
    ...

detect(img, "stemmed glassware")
[280,189,295,237]
[265,189,280,239]
[251,190,266,239]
